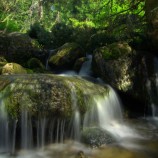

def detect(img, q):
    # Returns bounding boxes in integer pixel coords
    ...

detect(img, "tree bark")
[145,0,158,51]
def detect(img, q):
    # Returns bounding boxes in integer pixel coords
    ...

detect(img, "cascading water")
[79,55,92,76]
[0,54,149,157]
[152,58,158,118]
[0,93,17,154]
[68,82,81,141]
[83,86,139,141]
[46,49,56,70]
[147,57,158,120]
[0,93,9,153]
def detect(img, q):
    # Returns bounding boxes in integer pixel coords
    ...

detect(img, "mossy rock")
[2,63,27,74]
[81,127,115,148]
[97,42,132,60]
[0,74,109,119]
[27,57,45,70]
[48,42,85,69]
[0,32,42,66]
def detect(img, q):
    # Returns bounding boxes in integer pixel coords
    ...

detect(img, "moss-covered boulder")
[0,32,42,66]
[27,57,45,73]
[2,63,27,74]
[0,74,109,119]
[92,42,156,117]
[93,42,134,92]
[48,43,85,69]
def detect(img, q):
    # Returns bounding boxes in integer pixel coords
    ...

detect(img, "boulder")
[92,42,156,117]
[48,43,85,69]
[92,42,133,92]
[0,74,109,119]
[27,57,45,72]
[81,127,115,148]
[2,63,27,74]
[0,32,42,66]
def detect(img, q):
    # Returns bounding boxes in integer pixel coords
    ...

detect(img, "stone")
[2,63,27,74]
[0,74,109,119]
[48,43,85,69]
[81,127,115,148]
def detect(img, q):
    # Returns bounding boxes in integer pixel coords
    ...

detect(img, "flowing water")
[79,55,92,76]
[146,57,158,121]
[0,56,158,158]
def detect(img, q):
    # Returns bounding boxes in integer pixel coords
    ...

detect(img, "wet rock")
[81,127,115,148]
[92,41,157,117]
[0,32,41,66]
[0,74,109,119]
[92,42,134,92]
[48,43,85,69]
[2,63,27,74]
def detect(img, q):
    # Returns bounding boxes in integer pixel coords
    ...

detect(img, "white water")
[79,55,92,76]
[83,87,139,141]
[21,107,33,150]
[46,49,56,70]
[0,93,17,154]
[0,54,141,155]
[153,58,158,118]
[67,81,81,141]
[59,55,92,77]
[147,58,158,120]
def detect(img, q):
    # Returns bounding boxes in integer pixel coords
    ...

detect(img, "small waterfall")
[0,93,17,154]
[36,118,47,148]
[21,106,33,149]
[0,74,141,154]
[68,81,81,141]
[79,55,92,76]
[83,87,138,140]
[147,57,158,119]
[46,49,56,70]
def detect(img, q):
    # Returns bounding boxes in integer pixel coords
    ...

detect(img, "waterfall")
[79,55,92,76]
[0,74,140,154]
[0,93,17,153]
[68,81,81,141]
[46,49,56,70]
[147,57,158,119]
[21,106,33,149]
[83,86,138,140]
[153,58,158,118]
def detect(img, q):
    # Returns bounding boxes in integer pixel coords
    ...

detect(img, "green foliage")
[28,23,52,48]
[0,0,146,50]
[51,22,73,48]
[97,42,132,60]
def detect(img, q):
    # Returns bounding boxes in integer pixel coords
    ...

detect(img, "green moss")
[27,58,45,69]
[2,63,27,74]
[98,42,132,60]
[0,74,109,120]
[49,42,82,66]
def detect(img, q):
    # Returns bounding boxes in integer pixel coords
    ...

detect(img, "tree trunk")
[38,0,43,21]
[145,0,158,51]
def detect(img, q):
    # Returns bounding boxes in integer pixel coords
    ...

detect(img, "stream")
[0,55,158,158]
